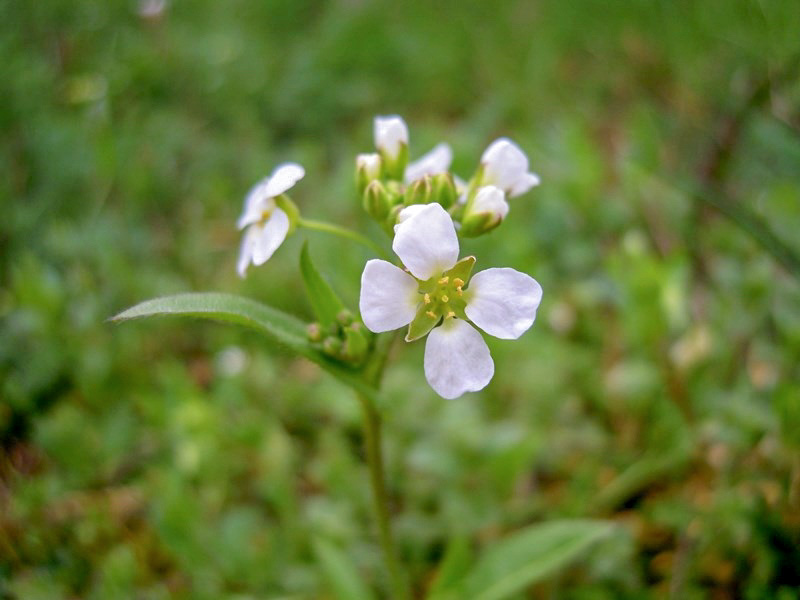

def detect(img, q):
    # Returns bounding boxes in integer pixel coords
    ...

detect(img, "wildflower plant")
[114,116,613,598]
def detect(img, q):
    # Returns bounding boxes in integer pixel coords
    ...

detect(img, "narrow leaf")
[112,292,379,402]
[427,536,472,600]
[313,538,376,600]
[300,241,346,325]
[461,519,614,600]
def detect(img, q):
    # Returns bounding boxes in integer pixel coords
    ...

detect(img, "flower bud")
[307,322,323,342]
[356,153,382,195]
[460,185,509,237]
[404,175,433,206]
[429,172,457,209]
[322,336,343,356]
[363,180,392,221]
[374,115,409,180]
[341,322,369,364]
[336,309,354,326]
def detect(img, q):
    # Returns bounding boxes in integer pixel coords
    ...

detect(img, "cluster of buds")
[306,309,372,366]
[356,115,540,238]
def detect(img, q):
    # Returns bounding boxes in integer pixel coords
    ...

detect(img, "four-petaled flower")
[236,163,304,277]
[359,203,542,399]
[479,138,540,198]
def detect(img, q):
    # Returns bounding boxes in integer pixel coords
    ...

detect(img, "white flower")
[404,142,453,183]
[480,138,540,198]
[359,203,542,399]
[374,115,409,161]
[356,153,382,181]
[236,163,304,277]
[471,184,509,220]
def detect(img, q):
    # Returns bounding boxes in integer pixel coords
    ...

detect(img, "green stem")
[357,332,409,599]
[358,392,409,599]
[299,218,390,260]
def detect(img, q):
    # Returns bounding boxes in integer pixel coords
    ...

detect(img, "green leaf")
[459,519,614,600]
[427,536,472,600]
[300,241,346,326]
[312,538,376,600]
[111,292,379,402]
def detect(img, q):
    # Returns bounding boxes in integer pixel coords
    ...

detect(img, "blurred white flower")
[480,138,540,198]
[374,115,409,161]
[236,163,304,277]
[359,203,542,399]
[356,153,382,181]
[404,142,453,183]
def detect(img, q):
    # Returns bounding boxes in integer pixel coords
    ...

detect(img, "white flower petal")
[424,319,494,399]
[250,208,290,266]
[236,226,257,278]
[374,115,409,160]
[237,163,303,229]
[392,204,428,233]
[509,172,541,198]
[471,185,509,219]
[356,153,382,179]
[262,162,305,198]
[392,203,459,280]
[237,190,273,230]
[359,259,419,333]
[480,138,533,196]
[465,268,543,340]
[404,143,453,183]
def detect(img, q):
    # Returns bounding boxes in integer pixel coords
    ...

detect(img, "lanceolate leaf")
[312,538,376,600]
[300,241,346,326]
[111,292,378,401]
[458,519,614,600]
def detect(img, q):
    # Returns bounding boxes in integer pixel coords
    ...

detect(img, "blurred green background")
[2,0,800,598]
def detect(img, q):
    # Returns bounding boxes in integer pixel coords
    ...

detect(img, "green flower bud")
[336,309,354,326]
[404,175,433,206]
[363,180,392,221]
[341,323,369,364]
[322,336,343,356]
[307,322,323,342]
[430,172,457,209]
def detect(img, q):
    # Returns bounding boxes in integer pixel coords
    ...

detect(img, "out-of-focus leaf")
[111,292,378,401]
[300,241,346,326]
[427,536,472,600]
[312,538,376,600]
[459,520,615,600]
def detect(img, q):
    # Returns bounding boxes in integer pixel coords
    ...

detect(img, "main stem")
[357,332,409,599]
[358,392,409,599]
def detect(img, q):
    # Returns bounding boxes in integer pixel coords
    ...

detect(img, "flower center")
[405,255,476,342]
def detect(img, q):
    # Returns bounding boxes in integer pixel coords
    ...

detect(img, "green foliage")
[3,0,800,598]
[299,241,346,326]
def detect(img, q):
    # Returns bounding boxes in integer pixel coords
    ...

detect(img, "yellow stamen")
[446,311,455,319]
[426,310,436,319]
[438,276,449,284]
[423,293,431,304]
[453,278,464,287]
[441,294,449,303]
[456,288,463,296]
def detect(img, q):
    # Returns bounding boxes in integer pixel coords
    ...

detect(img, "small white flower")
[359,203,542,399]
[471,185,509,220]
[404,142,453,183]
[374,115,409,161]
[480,138,540,198]
[236,163,304,277]
[356,153,382,181]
